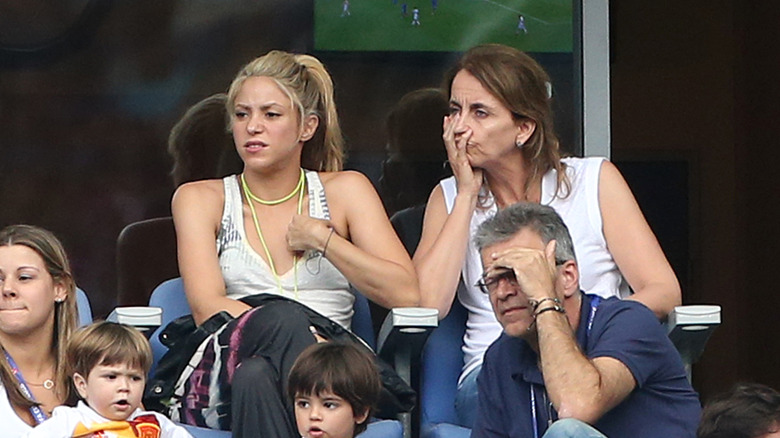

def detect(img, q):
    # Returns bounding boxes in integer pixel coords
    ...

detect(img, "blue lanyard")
[530,384,539,438]
[587,296,601,333]
[3,351,49,424]
[530,384,549,438]
[530,295,601,438]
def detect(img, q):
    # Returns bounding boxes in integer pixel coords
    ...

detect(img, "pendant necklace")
[28,379,55,390]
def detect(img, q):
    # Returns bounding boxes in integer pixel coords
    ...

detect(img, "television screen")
[314,0,573,53]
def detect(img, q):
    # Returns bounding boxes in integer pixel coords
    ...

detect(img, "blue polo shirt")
[472,293,701,438]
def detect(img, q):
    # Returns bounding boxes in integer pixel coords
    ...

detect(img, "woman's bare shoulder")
[171,178,229,220]
[318,170,374,194]
[318,169,369,184]
[174,178,227,201]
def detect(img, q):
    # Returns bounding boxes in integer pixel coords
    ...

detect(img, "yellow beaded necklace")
[241,169,305,298]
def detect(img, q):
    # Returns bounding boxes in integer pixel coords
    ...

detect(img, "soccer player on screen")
[341,0,351,17]
[516,14,528,35]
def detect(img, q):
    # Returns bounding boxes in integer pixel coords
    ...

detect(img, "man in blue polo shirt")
[471,203,700,438]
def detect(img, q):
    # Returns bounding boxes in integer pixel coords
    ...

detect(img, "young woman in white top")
[171,50,418,437]
[0,225,79,437]
[413,44,681,428]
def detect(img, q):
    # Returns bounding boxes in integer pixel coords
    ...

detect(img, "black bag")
[144,294,415,419]
[144,310,232,413]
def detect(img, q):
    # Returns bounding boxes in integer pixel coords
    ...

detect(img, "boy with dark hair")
[288,343,381,438]
[27,321,192,438]
[698,382,780,438]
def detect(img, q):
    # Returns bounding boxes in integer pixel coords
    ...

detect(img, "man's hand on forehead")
[485,240,558,301]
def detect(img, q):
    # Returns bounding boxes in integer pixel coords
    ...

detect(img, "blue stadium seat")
[419,296,470,438]
[76,287,93,327]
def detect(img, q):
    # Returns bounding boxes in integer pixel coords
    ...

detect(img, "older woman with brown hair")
[413,44,681,427]
[0,225,80,437]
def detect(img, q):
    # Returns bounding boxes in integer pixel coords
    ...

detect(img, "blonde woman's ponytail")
[295,54,344,172]
[226,51,345,172]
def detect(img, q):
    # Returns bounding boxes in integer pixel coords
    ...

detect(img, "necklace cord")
[241,170,304,205]
[241,169,305,299]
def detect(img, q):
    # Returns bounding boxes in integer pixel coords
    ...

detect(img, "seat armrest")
[107,306,163,338]
[667,304,721,378]
[376,308,438,438]
[377,307,439,372]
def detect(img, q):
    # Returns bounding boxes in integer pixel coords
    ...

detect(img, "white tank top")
[216,171,354,329]
[440,156,629,382]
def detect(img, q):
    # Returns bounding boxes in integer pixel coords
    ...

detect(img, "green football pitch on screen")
[315,0,573,52]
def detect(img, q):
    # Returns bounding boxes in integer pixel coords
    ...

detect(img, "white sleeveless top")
[440,156,629,382]
[0,384,33,437]
[217,171,354,329]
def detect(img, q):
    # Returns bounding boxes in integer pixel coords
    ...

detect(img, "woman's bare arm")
[412,185,477,318]
[172,180,251,325]
[287,171,419,308]
[412,113,482,318]
[599,160,682,319]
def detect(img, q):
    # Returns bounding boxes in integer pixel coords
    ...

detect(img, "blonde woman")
[171,50,418,437]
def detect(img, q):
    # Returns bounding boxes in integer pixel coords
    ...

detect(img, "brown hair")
[0,224,79,408]
[66,321,153,380]
[226,50,345,172]
[444,44,571,200]
[287,343,381,436]
[698,382,780,438]
[380,88,451,215]
[167,93,242,187]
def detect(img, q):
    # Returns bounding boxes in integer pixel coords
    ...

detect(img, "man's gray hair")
[474,202,576,263]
